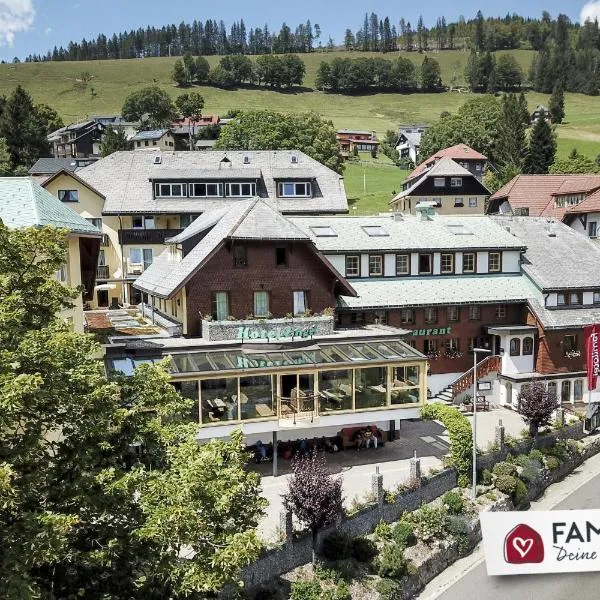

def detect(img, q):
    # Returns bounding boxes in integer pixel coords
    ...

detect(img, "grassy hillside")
[0,50,598,161]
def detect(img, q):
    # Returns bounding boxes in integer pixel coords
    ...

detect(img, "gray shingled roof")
[492,216,600,290]
[151,168,262,180]
[290,214,525,252]
[28,158,78,175]
[338,274,537,310]
[528,299,600,330]
[0,177,101,236]
[135,199,310,298]
[76,150,347,215]
[131,129,169,141]
[166,209,228,243]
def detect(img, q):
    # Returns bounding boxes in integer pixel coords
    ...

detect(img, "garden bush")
[494,474,518,495]
[377,543,408,578]
[492,461,518,478]
[442,491,464,515]
[392,521,416,548]
[529,449,544,461]
[374,520,393,540]
[291,580,322,600]
[321,532,352,561]
[375,579,403,600]
[481,469,492,485]
[328,581,351,600]
[514,478,528,506]
[545,455,560,471]
[512,454,532,469]
[422,404,472,486]
[445,516,470,555]
[407,504,448,543]
[351,536,378,562]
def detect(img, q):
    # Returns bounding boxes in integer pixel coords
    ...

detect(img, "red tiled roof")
[406,144,487,181]
[566,188,600,215]
[489,174,600,219]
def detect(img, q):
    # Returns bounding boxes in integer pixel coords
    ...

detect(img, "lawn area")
[343,153,407,215]
[0,50,598,160]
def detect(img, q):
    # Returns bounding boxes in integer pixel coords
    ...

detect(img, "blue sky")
[1,0,598,61]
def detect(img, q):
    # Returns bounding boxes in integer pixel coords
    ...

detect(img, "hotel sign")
[237,325,317,341]
[410,326,452,337]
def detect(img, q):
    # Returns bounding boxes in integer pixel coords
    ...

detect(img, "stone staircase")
[429,355,501,405]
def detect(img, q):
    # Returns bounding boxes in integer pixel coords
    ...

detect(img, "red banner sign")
[585,324,600,391]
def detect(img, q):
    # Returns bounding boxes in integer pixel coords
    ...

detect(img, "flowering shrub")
[565,349,581,359]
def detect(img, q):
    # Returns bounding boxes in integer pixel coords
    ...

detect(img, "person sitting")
[364,428,378,449]
[255,440,267,463]
[355,430,365,451]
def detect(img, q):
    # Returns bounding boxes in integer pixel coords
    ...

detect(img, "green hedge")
[422,404,473,487]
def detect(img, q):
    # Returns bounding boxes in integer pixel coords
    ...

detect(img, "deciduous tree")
[283,450,343,561]
[216,109,343,173]
[175,92,205,149]
[100,126,134,157]
[517,381,559,437]
[550,148,599,173]
[122,86,176,130]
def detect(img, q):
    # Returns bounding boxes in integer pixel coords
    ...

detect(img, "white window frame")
[589,221,598,239]
[253,291,269,317]
[450,177,463,187]
[132,215,155,230]
[56,264,68,283]
[346,255,360,277]
[463,252,475,273]
[155,183,187,198]
[440,253,454,274]
[396,254,410,276]
[277,181,312,198]
[488,252,501,272]
[188,183,223,197]
[293,291,307,316]
[213,292,229,321]
[419,253,432,275]
[468,197,477,207]
[434,177,445,187]
[225,182,256,197]
[369,255,383,276]
[447,306,459,321]
[454,197,464,207]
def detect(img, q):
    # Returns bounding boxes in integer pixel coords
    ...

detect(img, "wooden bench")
[462,397,490,412]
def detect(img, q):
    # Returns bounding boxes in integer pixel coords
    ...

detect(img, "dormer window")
[278,182,312,198]
[451,177,463,187]
[189,183,222,197]
[155,183,187,198]
[434,178,445,187]
[225,182,256,197]
[243,155,250,164]
[291,155,298,164]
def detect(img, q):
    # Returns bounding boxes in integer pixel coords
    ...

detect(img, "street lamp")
[472,347,491,501]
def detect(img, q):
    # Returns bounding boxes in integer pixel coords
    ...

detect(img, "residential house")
[487,174,600,240]
[395,124,428,164]
[48,120,105,159]
[390,157,490,215]
[91,115,139,140]
[44,149,348,308]
[403,144,488,189]
[0,177,101,332]
[132,129,176,151]
[28,157,98,185]
[336,129,379,156]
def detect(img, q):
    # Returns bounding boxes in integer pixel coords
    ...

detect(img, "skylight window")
[362,225,389,237]
[310,226,337,237]
[446,224,473,236]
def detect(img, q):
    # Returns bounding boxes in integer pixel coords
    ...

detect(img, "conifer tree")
[549,82,565,124]
[496,93,527,182]
[523,110,556,174]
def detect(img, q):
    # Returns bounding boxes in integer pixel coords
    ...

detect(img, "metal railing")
[96,265,109,279]
[118,229,183,245]
[450,355,501,398]
[277,394,319,424]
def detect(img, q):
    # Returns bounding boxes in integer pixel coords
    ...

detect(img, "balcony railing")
[118,229,183,245]
[100,234,110,247]
[96,265,109,279]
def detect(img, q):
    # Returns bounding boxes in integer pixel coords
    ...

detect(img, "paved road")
[420,451,600,600]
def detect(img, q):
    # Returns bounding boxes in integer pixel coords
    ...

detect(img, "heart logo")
[504,524,544,564]
[512,537,533,558]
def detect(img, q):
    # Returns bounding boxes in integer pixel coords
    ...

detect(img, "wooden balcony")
[118,229,183,245]
[96,265,110,279]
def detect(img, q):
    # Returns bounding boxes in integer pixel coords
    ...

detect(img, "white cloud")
[0,0,35,46]
[44,26,51,35]
[581,0,600,23]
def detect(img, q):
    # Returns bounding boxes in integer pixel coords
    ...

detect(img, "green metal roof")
[0,177,101,235]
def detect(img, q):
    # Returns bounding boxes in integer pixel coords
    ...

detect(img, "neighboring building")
[195,139,218,151]
[403,144,488,187]
[48,120,105,159]
[91,115,139,140]
[336,129,379,156]
[491,216,600,407]
[0,177,101,332]
[390,157,490,215]
[395,124,428,164]
[43,149,349,308]
[28,157,98,185]
[487,174,600,241]
[530,105,552,124]
[132,129,176,151]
